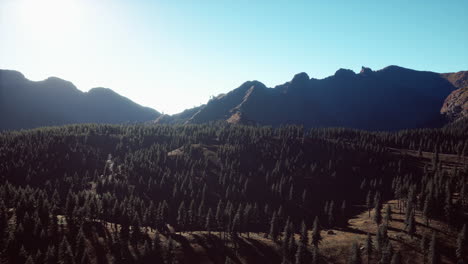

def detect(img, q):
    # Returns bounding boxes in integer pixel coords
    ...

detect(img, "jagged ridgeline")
[0,123,467,264]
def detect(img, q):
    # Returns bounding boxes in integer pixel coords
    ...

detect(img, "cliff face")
[441,71,468,122]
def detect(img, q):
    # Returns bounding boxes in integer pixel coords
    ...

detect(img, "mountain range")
[1,66,467,131]
[0,70,160,130]
[157,66,468,130]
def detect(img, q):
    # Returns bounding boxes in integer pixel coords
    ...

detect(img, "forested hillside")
[0,123,466,263]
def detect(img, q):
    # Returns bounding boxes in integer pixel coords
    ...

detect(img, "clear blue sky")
[1,0,467,114]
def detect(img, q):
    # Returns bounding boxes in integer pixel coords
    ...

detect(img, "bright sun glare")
[17,0,82,40]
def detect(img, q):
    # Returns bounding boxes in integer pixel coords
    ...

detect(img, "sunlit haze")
[1,0,467,114]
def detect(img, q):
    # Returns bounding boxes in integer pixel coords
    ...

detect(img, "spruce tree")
[347,242,362,264]
[365,232,373,264]
[311,216,322,248]
[295,242,305,264]
[205,208,213,235]
[25,255,34,264]
[461,181,466,206]
[374,202,382,227]
[428,233,440,264]
[444,185,453,227]
[177,201,186,232]
[300,220,308,247]
[58,237,75,264]
[384,204,392,225]
[341,200,347,226]
[420,233,429,264]
[391,251,402,264]
[269,211,279,242]
[288,230,296,257]
[80,250,90,264]
[282,218,292,256]
[380,241,393,264]
[328,200,335,227]
[366,191,372,218]
[311,246,319,264]
[407,211,416,238]
[404,201,413,226]
[456,224,466,261]
[44,245,57,264]
[423,195,433,226]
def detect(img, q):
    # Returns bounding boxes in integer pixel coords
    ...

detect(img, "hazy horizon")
[1,0,468,114]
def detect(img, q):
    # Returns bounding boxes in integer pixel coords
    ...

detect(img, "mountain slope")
[162,66,459,130]
[0,70,160,130]
[441,71,468,122]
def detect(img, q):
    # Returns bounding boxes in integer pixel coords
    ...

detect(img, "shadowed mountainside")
[0,70,160,130]
[159,66,465,131]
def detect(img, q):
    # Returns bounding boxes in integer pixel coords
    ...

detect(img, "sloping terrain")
[157,66,459,131]
[0,70,160,130]
[441,71,468,122]
[0,123,466,263]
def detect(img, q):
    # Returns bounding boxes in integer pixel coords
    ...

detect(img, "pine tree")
[166,238,175,264]
[348,242,362,264]
[295,242,305,264]
[0,203,8,243]
[376,224,388,254]
[420,233,429,264]
[444,185,453,227]
[311,216,322,248]
[35,249,44,264]
[44,245,57,264]
[25,255,34,264]
[269,211,279,242]
[384,204,392,225]
[300,220,308,246]
[423,194,433,226]
[282,218,292,256]
[456,224,466,261]
[366,191,372,218]
[407,211,416,238]
[75,227,86,260]
[288,230,296,257]
[380,241,393,264]
[177,201,186,232]
[461,181,466,206]
[391,251,402,264]
[340,200,347,226]
[311,246,319,264]
[428,233,440,264]
[365,232,373,264]
[374,201,382,227]
[205,208,213,235]
[80,249,90,264]
[328,200,335,227]
[131,214,142,242]
[404,201,413,226]
[18,246,28,264]
[58,237,75,264]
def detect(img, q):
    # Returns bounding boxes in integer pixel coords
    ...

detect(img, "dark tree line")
[0,123,466,263]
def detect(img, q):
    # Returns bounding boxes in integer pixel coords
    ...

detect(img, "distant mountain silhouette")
[0,70,160,130]
[158,66,464,131]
